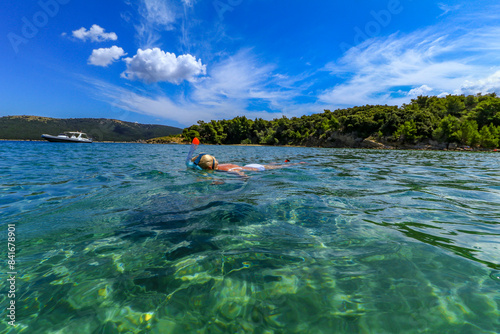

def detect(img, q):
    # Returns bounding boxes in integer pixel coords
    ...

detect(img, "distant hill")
[0,116,183,142]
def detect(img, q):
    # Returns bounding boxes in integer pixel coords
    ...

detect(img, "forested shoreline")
[178,94,500,150]
[4,94,499,149]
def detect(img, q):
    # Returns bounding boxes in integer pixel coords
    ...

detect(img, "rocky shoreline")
[292,133,498,152]
[146,137,499,152]
[3,138,497,152]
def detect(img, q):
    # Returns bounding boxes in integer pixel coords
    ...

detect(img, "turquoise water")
[1,141,499,333]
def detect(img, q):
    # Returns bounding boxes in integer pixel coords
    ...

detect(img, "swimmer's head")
[192,154,218,170]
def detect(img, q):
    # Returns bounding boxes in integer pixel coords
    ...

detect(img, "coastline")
[146,141,498,152]
[2,139,497,152]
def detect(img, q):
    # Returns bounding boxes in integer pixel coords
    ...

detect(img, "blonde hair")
[192,154,218,170]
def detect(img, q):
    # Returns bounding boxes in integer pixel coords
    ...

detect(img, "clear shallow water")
[1,141,499,334]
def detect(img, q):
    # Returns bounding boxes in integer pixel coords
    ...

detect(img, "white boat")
[41,132,93,143]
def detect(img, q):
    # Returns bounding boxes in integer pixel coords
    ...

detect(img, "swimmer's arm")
[232,170,248,177]
[215,169,249,179]
[225,169,248,177]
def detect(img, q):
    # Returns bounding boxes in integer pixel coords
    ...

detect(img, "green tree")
[475,98,500,128]
[225,116,253,143]
[328,115,340,131]
[426,96,448,118]
[201,121,219,144]
[433,115,460,144]
[415,95,429,109]
[478,124,499,148]
[445,95,466,117]
[454,119,479,147]
[260,127,277,145]
[412,109,437,138]
[393,120,419,143]
[465,95,477,110]
[183,128,200,142]
[342,106,384,138]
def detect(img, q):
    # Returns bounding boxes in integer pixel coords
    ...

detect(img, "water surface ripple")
[1,142,499,333]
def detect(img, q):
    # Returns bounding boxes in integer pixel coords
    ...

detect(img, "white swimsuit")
[244,164,266,171]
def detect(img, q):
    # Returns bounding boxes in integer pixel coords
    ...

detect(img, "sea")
[1,141,499,334]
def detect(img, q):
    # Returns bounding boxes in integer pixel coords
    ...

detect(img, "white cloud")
[83,76,262,126]
[192,50,275,102]
[190,50,312,113]
[454,71,500,95]
[438,3,461,17]
[72,25,118,42]
[142,0,176,27]
[87,81,315,126]
[135,0,177,48]
[129,0,199,52]
[320,25,500,107]
[121,48,206,84]
[88,46,126,67]
[83,51,317,125]
[408,85,433,97]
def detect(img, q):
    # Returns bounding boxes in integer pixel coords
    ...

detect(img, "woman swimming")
[189,153,301,175]
[185,138,303,175]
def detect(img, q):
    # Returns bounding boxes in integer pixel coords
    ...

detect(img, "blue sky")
[1,0,500,128]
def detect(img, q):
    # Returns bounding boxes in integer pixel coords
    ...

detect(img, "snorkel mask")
[185,138,218,170]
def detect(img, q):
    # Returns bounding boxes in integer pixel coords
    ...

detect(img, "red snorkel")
[186,137,202,169]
